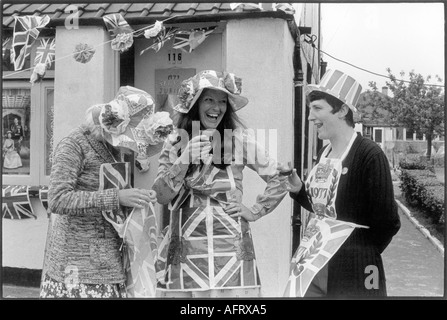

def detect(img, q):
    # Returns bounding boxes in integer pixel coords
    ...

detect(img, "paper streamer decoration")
[11,15,50,71]
[230,3,263,11]
[2,185,36,219]
[111,33,134,53]
[144,21,163,39]
[273,3,296,14]
[73,43,95,63]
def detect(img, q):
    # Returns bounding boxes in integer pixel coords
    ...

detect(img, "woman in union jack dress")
[153,70,288,298]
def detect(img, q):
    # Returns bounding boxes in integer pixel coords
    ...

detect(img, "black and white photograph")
[1,1,445,307]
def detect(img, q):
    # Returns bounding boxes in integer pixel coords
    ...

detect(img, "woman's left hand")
[225,202,257,222]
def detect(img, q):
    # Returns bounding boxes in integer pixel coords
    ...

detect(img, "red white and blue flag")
[123,204,159,297]
[2,185,36,219]
[140,27,178,55]
[11,15,50,71]
[34,37,55,67]
[160,206,260,290]
[102,13,133,37]
[283,216,367,297]
[99,162,131,224]
[39,186,49,217]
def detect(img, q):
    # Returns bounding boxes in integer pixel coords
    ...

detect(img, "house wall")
[225,17,295,297]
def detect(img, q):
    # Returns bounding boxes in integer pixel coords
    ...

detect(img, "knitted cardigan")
[43,127,126,284]
[291,133,401,297]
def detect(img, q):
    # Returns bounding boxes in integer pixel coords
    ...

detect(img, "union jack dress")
[154,130,288,293]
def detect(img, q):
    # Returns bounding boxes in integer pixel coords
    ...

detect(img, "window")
[3,36,55,186]
[2,81,54,186]
[405,129,414,141]
[395,127,403,140]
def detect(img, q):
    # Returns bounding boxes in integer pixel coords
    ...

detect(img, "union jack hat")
[306,69,362,112]
[174,70,249,113]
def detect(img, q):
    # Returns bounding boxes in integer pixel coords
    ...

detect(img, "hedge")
[399,169,445,224]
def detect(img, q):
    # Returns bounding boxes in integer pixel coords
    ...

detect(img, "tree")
[383,69,444,160]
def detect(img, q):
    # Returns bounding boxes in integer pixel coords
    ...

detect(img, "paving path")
[382,206,444,297]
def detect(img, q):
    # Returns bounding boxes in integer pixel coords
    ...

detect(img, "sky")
[320,2,445,92]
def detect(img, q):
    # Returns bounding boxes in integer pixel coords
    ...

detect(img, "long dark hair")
[174,88,246,168]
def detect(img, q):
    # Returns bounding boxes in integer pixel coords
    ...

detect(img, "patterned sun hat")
[174,70,249,113]
[90,86,156,157]
[306,69,362,112]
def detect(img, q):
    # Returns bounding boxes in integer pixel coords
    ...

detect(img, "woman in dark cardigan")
[280,69,401,297]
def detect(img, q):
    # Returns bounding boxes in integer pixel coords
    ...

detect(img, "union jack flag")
[172,28,216,53]
[102,13,133,37]
[2,185,36,219]
[160,206,260,291]
[99,162,131,225]
[39,186,49,217]
[123,203,158,297]
[140,27,178,55]
[11,15,50,71]
[283,216,367,297]
[34,38,55,67]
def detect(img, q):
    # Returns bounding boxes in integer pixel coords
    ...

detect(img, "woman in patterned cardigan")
[40,87,158,298]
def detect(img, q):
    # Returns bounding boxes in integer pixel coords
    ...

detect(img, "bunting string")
[3,15,179,78]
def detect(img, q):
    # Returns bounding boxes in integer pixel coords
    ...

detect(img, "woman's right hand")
[277,162,303,193]
[118,188,156,208]
[178,135,212,164]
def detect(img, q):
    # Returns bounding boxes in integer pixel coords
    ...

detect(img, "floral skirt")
[40,274,127,298]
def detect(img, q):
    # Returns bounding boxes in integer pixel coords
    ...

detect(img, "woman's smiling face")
[308,99,340,140]
[198,88,228,129]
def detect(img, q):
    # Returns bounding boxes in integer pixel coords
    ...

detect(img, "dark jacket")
[291,133,401,297]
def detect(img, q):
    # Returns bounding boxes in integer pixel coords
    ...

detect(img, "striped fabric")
[307,69,362,112]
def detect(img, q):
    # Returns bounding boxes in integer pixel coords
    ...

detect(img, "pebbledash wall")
[3,16,301,297]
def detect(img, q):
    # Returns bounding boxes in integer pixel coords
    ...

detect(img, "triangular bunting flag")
[172,28,215,53]
[11,15,50,71]
[34,38,55,67]
[283,216,368,297]
[102,13,133,37]
[140,27,178,55]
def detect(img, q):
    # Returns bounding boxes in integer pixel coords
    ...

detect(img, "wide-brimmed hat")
[90,86,159,157]
[306,69,362,112]
[174,70,249,113]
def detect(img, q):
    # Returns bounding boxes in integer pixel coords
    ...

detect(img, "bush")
[399,157,427,170]
[399,169,445,224]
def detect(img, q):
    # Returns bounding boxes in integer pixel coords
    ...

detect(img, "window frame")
[2,80,54,186]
